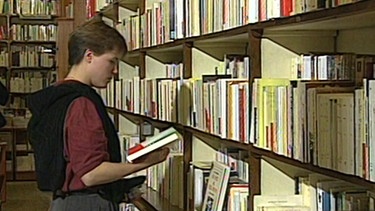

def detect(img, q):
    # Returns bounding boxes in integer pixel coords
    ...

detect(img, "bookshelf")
[0,1,62,181]
[0,0,76,183]
[83,0,375,210]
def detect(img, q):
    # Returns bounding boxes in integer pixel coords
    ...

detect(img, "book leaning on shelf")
[126,127,182,162]
[202,161,231,211]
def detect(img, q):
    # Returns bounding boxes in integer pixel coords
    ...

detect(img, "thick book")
[126,127,182,162]
[202,161,231,211]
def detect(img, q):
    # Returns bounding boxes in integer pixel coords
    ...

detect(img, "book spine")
[128,144,145,155]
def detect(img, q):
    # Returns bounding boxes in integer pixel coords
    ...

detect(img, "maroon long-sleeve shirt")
[60,82,110,192]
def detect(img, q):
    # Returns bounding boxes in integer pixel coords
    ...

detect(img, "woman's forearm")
[81,161,149,187]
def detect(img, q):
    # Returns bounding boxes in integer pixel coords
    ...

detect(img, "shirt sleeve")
[65,97,110,179]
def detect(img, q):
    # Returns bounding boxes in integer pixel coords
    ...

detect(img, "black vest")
[27,81,125,203]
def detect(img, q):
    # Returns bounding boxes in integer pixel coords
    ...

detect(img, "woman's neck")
[65,65,90,85]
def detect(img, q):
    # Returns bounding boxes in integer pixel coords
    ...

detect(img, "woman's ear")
[85,49,94,64]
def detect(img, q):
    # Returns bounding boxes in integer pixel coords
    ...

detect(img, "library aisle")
[3,182,50,211]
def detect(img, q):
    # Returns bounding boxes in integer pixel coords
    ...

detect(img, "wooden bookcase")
[0,2,62,181]
[78,0,375,210]
[0,0,74,181]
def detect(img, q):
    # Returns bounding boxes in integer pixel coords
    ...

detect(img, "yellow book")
[256,79,290,149]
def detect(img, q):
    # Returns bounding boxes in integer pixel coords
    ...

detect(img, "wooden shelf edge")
[112,108,251,150]
[117,0,141,12]
[115,109,175,130]
[100,10,117,21]
[258,0,375,29]
[133,188,183,211]
[250,146,375,188]
[114,1,375,53]
[111,108,375,188]
[185,127,250,150]
[132,197,158,211]
[15,171,36,181]
[11,40,56,44]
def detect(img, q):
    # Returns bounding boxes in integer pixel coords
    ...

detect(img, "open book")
[126,127,182,162]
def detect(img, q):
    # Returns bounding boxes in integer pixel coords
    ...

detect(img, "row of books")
[108,76,251,143]
[115,112,375,211]
[249,78,375,181]
[118,12,140,51]
[0,50,8,66]
[216,147,249,182]
[7,95,26,109]
[11,45,55,67]
[104,65,375,183]
[188,160,249,211]
[0,107,31,128]
[64,0,73,18]
[117,126,251,211]
[86,0,114,19]
[10,24,57,42]
[253,175,375,211]
[8,72,56,93]
[118,203,139,211]
[290,54,375,82]
[119,0,356,49]
[118,128,185,207]
[0,0,59,15]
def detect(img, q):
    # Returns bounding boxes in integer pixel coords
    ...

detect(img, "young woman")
[27,19,169,211]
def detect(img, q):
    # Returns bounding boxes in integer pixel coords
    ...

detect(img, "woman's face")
[88,50,121,88]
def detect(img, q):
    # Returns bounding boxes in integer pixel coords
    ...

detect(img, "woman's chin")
[93,83,108,89]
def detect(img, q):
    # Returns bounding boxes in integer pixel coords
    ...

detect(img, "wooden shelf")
[250,146,375,189]
[9,92,32,96]
[11,40,56,45]
[15,171,36,181]
[261,0,375,32]
[11,66,55,70]
[113,0,375,54]
[115,109,251,150]
[185,127,250,151]
[118,0,141,12]
[134,188,183,211]
[141,42,185,63]
[97,1,375,210]
[56,17,74,21]
[114,108,375,191]
[6,150,32,157]
[100,3,117,21]
[189,25,249,44]
[116,109,175,130]
[121,50,140,66]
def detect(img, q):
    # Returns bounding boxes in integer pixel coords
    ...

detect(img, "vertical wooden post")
[183,42,192,79]
[248,29,262,80]
[183,130,192,210]
[248,30,263,211]
[139,51,146,141]
[249,150,261,211]
[112,2,120,131]
[248,29,263,211]
[139,0,146,15]
[73,1,87,28]
[56,19,74,80]
[182,42,193,210]
[139,52,146,79]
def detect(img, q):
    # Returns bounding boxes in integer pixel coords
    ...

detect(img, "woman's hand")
[132,147,170,166]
